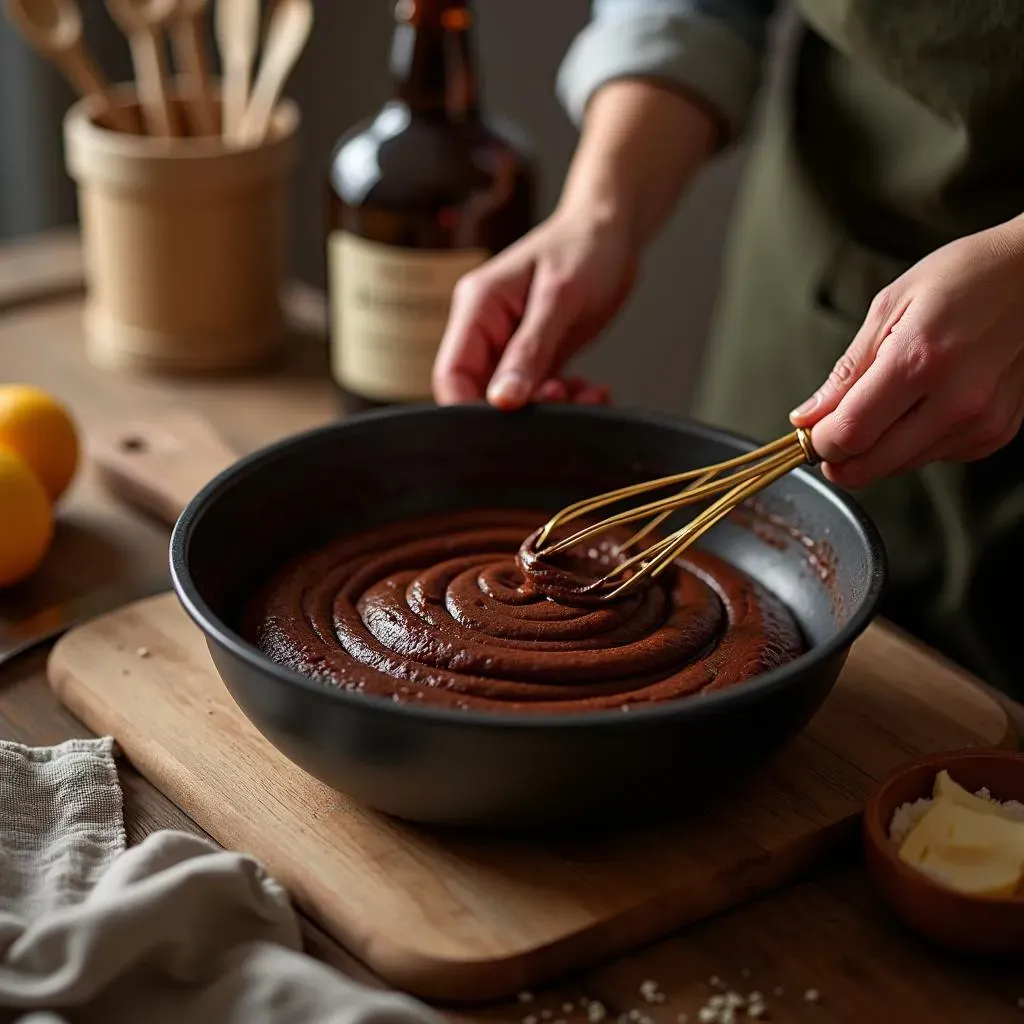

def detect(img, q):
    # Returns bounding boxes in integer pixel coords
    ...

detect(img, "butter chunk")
[933,769,1020,821]
[899,799,1024,897]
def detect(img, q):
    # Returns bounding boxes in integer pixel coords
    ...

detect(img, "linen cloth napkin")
[0,737,444,1024]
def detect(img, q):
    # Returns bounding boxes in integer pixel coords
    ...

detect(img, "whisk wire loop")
[531,428,818,602]
[533,431,806,551]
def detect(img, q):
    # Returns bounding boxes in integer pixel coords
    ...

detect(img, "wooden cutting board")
[48,592,1015,1004]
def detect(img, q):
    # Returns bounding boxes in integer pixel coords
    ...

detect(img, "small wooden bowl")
[864,749,1024,957]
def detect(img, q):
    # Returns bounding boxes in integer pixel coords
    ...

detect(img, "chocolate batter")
[243,509,805,714]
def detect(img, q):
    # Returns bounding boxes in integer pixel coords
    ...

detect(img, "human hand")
[432,209,637,409]
[790,218,1024,488]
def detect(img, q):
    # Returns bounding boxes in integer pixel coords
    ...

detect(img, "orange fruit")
[0,385,79,502]
[0,446,54,587]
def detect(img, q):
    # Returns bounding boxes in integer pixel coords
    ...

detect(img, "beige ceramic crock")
[63,91,298,375]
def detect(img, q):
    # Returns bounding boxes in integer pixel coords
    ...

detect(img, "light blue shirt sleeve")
[556,0,777,145]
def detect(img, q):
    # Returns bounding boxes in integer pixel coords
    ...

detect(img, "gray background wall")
[0,1,761,415]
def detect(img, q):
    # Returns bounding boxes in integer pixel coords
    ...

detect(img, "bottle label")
[328,231,488,401]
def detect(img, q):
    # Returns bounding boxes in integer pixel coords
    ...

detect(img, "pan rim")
[169,402,888,730]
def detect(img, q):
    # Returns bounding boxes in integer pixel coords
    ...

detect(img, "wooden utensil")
[215,0,260,144]
[105,0,177,137]
[2,0,135,132]
[169,0,217,135]
[236,0,311,145]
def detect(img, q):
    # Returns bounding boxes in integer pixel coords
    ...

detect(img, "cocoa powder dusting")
[730,500,844,622]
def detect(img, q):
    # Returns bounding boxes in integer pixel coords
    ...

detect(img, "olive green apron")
[694,1,1024,695]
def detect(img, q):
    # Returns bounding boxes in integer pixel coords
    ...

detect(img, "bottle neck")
[390,0,479,118]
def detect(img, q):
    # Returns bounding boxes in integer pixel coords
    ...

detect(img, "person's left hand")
[789,217,1024,489]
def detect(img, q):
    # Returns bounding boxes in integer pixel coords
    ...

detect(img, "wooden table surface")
[2,230,1023,1024]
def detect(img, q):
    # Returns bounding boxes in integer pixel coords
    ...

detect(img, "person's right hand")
[432,209,639,409]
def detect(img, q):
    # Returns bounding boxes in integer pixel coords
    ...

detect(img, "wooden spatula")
[3,0,136,132]
[169,0,217,135]
[105,0,178,137]
[214,0,259,144]
[236,0,312,145]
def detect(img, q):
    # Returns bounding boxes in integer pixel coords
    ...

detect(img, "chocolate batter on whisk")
[243,508,805,714]
[515,524,648,604]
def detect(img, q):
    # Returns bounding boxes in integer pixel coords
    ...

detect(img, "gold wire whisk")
[532,428,819,601]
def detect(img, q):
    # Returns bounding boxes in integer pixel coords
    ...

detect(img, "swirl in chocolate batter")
[243,509,804,714]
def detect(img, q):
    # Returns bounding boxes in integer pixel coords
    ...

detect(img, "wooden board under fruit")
[48,591,1015,1004]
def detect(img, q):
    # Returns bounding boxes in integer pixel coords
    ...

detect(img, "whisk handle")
[795,427,820,465]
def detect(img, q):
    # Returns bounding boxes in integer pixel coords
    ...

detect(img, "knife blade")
[0,576,170,668]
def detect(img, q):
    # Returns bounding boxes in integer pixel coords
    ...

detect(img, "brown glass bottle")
[326,0,536,413]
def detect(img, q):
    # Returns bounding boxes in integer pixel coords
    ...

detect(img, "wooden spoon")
[236,0,311,145]
[214,0,260,144]
[169,0,217,135]
[2,0,135,132]
[105,0,178,137]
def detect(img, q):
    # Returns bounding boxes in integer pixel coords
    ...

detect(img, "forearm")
[554,0,777,247]
[557,78,716,250]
